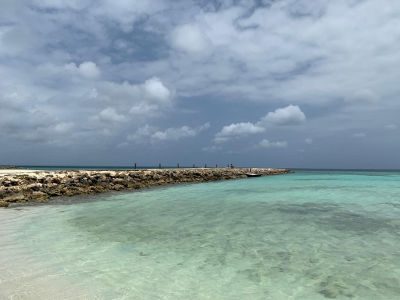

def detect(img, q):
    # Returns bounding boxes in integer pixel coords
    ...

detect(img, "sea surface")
[1,170,400,299]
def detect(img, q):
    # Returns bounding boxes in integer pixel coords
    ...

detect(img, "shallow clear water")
[1,171,400,299]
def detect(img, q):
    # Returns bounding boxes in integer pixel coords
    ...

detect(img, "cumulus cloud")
[171,24,211,53]
[129,103,159,116]
[1,0,400,165]
[98,107,126,123]
[214,122,265,143]
[53,122,75,133]
[128,123,210,143]
[160,0,400,110]
[78,62,101,79]
[152,124,209,141]
[65,61,101,79]
[84,77,173,130]
[214,105,306,143]
[0,58,173,146]
[259,105,306,126]
[259,139,288,149]
[94,79,172,109]
[143,77,172,103]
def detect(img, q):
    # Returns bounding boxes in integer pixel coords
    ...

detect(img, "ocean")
[1,170,400,299]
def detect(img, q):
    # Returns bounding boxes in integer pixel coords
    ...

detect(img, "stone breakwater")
[0,168,289,207]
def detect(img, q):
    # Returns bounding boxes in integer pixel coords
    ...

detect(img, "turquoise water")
[1,171,400,299]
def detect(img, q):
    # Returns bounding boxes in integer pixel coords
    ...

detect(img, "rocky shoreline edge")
[0,168,290,208]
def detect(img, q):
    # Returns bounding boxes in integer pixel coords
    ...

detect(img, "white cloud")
[78,61,101,79]
[0,61,174,145]
[65,61,101,79]
[305,138,313,144]
[94,78,172,107]
[152,126,201,141]
[92,78,172,122]
[153,0,400,114]
[98,107,126,123]
[143,77,172,103]
[214,122,265,143]
[171,24,211,54]
[259,139,288,149]
[129,103,159,116]
[128,123,210,143]
[53,122,74,133]
[2,0,400,164]
[259,105,306,126]
[214,105,306,143]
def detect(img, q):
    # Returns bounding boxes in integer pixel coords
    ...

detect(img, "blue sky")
[1,0,399,168]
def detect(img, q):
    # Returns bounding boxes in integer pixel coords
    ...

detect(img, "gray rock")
[0,200,9,207]
[30,191,49,202]
[2,193,25,203]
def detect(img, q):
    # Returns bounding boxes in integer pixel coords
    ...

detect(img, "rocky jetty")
[0,168,289,207]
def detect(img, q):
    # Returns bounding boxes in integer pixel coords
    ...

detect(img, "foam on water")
[1,171,400,299]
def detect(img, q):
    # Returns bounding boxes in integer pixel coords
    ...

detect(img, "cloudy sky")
[1,0,399,168]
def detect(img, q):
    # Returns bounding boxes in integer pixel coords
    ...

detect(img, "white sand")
[0,169,40,176]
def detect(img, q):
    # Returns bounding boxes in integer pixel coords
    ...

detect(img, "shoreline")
[0,168,290,208]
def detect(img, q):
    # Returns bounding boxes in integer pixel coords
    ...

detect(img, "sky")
[0,0,399,169]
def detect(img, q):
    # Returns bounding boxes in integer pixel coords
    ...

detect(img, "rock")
[112,184,125,191]
[61,187,77,196]
[0,188,10,199]
[0,200,9,207]
[2,193,25,203]
[30,191,49,202]
[113,178,126,185]
[51,178,61,184]
[25,183,42,191]
[0,168,290,206]
[89,186,105,193]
